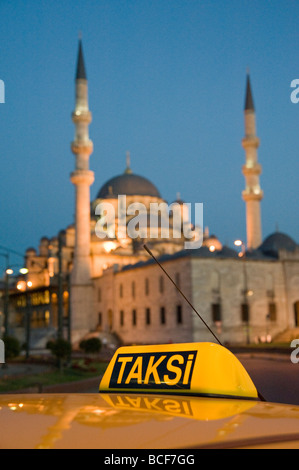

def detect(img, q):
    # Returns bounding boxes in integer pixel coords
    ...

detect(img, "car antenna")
[143,244,222,346]
[143,244,267,402]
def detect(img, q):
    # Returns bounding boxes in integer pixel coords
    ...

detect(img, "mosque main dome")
[96,171,161,199]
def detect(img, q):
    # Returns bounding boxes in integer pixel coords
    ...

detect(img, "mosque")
[5,41,299,348]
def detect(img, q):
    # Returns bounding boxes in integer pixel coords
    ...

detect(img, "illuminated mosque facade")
[5,41,299,348]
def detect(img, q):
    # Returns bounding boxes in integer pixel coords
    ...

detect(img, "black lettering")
[109,350,197,390]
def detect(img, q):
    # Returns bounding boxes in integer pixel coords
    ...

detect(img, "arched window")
[145,308,151,324]
[160,306,166,324]
[159,276,164,294]
[145,278,149,296]
[176,305,182,324]
[120,310,124,326]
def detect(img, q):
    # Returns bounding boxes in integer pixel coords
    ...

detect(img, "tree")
[3,336,20,359]
[79,337,102,355]
[47,338,72,371]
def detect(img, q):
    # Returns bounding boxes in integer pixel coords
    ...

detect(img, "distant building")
[3,41,299,348]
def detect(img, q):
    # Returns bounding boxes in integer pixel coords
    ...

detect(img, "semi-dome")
[96,172,161,199]
[259,232,297,257]
[215,246,239,258]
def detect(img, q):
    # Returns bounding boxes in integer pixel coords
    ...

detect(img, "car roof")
[2,341,298,449]
[0,393,299,449]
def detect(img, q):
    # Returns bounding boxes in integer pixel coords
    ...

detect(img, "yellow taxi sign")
[99,342,258,400]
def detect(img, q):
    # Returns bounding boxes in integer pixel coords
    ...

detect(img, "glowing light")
[235,239,246,257]
[103,241,117,253]
[27,281,33,288]
[17,281,26,291]
[209,245,216,252]
[19,268,28,275]
[6,268,13,275]
[48,257,55,277]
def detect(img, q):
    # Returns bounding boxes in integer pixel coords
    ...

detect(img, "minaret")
[70,39,94,342]
[241,72,263,250]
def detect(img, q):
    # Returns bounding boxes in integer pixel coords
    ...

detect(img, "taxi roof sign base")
[99,342,259,401]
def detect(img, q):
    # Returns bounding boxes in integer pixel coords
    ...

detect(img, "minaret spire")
[70,39,94,342]
[241,72,263,250]
[244,72,254,111]
[76,38,87,80]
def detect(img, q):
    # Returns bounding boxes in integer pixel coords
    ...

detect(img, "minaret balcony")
[242,188,263,202]
[70,169,94,186]
[71,140,93,156]
[241,136,260,149]
[72,110,92,124]
[242,163,262,176]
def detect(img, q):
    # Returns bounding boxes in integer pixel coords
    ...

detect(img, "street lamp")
[22,264,45,359]
[234,242,253,345]
[12,260,46,359]
[234,239,246,257]
[6,267,28,276]
[48,230,69,342]
[57,231,64,340]
[0,253,10,338]
[0,245,38,350]
[0,259,27,338]
[3,265,30,356]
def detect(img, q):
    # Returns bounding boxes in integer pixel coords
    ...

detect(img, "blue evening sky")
[0,0,299,265]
